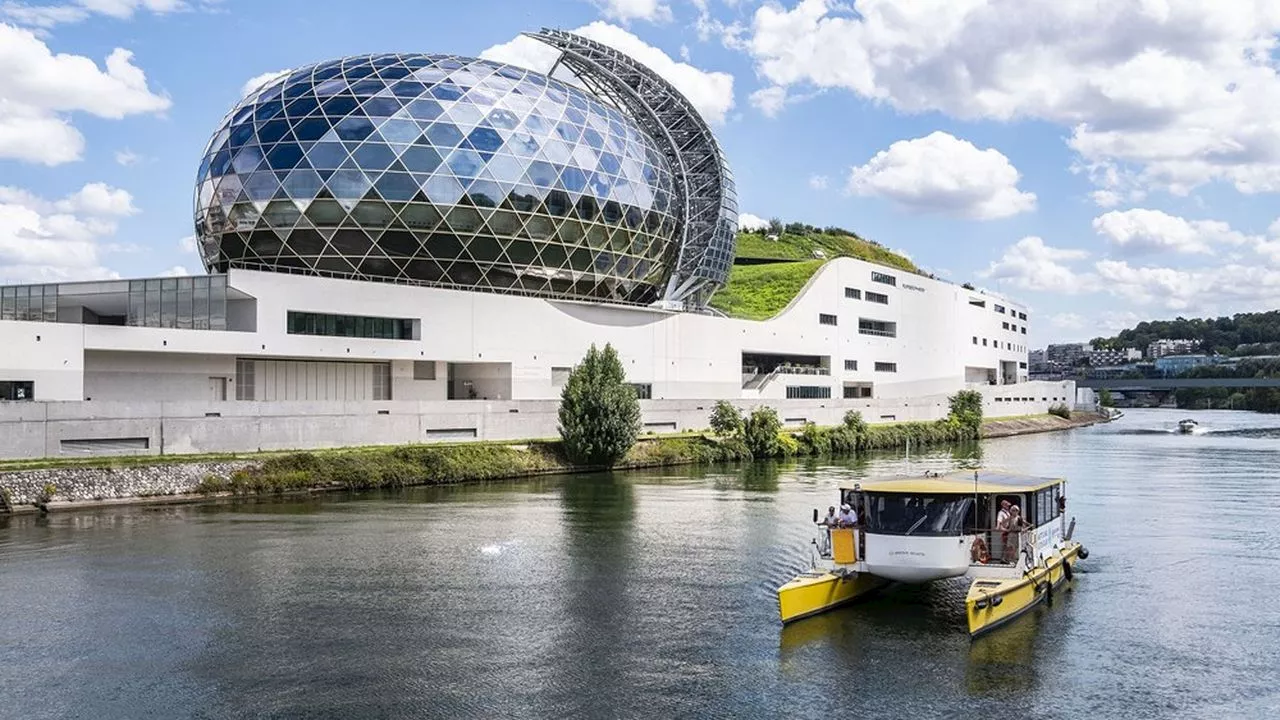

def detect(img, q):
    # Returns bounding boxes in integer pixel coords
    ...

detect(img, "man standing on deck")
[997,499,1014,562]
[838,503,858,527]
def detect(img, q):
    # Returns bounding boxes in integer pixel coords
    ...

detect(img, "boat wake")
[1109,426,1280,438]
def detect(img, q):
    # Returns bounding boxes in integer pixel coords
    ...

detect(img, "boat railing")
[966,526,1033,566]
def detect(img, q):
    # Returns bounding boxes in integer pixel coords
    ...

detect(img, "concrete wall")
[0,381,1074,460]
[84,351,236,402]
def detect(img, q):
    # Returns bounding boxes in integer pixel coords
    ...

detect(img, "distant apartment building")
[1086,347,1142,366]
[1046,343,1088,367]
[1147,338,1200,359]
[1154,354,1213,375]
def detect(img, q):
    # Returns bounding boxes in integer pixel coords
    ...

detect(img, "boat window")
[863,493,974,536]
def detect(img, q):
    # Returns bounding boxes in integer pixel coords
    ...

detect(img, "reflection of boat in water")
[1177,418,1198,433]
[777,470,1088,637]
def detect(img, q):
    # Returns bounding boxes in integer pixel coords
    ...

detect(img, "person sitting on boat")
[820,506,838,527]
[837,503,858,527]
[970,535,991,564]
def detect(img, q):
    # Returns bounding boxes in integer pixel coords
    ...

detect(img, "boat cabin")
[826,470,1069,583]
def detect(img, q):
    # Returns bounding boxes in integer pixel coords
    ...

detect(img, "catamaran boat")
[778,470,1088,636]
[1177,418,1198,433]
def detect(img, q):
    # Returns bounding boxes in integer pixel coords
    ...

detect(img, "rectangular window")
[1019,361,1028,369]
[286,311,414,339]
[786,385,831,399]
[819,313,838,326]
[551,366,571,387]
[865,291,889,305]
[871,271,897,286]
[972,336,978,345]
[995,304,1006,314]
[843,385,872,399]
[209,276,227,331]
[0,380,35,401]
[1019,312,1027,321]
[982,338,988,346]
[969,298,986,308]
[160,277,178,328]
[858,318,896,337]
[235,358,255,401]
[874,362,897,372]
[844,359,858,371]
[1002,322,1009,330]
[176,277,193,330]
[631,383,653,399]
[1,286,14,321]
[372,363,392,400]
[192,277,210,330]
[844,287,861,300]
[42,286,56,322]
[1022,327,1027,334]
[413,361,437,380]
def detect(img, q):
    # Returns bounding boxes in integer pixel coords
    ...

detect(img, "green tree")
[947,389,984,437]
[557,343,641,466]
[743,406,782,457]
[709,400,744,436]
[1097,388,1114,407]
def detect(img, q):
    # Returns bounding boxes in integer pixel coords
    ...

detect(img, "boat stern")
[777,570,885,624]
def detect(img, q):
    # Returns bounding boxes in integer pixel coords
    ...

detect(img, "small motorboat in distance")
[777,470,1089,637]
[1178,418,1198,434]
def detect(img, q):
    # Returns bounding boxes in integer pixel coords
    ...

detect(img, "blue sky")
[5,0,1280,349]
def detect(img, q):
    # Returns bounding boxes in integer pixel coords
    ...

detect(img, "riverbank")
[0,412,1106,514]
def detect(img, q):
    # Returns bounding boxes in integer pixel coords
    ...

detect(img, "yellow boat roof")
[840,470,1063,494]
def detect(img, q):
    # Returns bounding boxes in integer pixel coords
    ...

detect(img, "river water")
[2,408,1279,719]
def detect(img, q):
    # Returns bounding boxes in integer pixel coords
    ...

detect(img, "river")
[2,408,1279,719]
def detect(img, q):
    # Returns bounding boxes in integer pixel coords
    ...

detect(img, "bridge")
[1076,377,1280,391]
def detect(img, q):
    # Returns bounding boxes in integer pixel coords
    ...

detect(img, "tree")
[557,343,641,466]
[1097,388,1114,407]
[948,389,984,437]
[767,217,784,235]
[743,406,782,457]
[709,400,744,436]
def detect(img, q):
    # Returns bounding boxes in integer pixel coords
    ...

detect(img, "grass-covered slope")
[708,259,824,320]
[734,231,919,273]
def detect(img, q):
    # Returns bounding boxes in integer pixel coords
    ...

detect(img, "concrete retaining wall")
[0,381,1075,460]
[0,461,251,506]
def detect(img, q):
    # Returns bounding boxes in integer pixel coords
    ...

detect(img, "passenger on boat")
[820,506,838,526]
[837,503,858,527]
[997,499,1015,563]
[970,536,990,564]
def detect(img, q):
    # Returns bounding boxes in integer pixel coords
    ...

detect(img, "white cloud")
[808,174,828,190]
[1090,190,1122,208]
[0,182,135,283]
[0,23,170,165]
[1,1,186,28]
[481,21,736,125]
[1050,312,1085,330]
[749,85,787,117]
[846,131,1036,219]
[591,0,671,23]
[1092,208,1255,256]
[744,0,1280,197]
[114,148,141,166]
[157,264,189,277]
[1093,259,1280,313]
[178,234,196,253]
[980,236,1092,293]
[240,68,290,98]
[737,212,769,231]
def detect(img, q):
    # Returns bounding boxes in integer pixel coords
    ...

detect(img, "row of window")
[0,285,57,323]
[992,396,1066,402]
[842,360,896,372]
[871,271,896,286]
[975,299,1029,323]
[859,319,897,338]
[286,310,415,339]
[974,336,1027,352]
[1001,321,1028,334]
[786,385,831,399]
[844,287,889,305]
[844,385,872,399]
[128,277,229,330]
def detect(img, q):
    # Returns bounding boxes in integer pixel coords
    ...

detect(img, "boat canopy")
[840,470,1063,495]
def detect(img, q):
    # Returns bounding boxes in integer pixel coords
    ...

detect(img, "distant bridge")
[1076,377,1280,391]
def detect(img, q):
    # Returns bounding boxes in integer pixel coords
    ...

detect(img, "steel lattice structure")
[526,29,738,310]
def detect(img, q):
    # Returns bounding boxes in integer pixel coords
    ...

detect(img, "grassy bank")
[708,260,825,320]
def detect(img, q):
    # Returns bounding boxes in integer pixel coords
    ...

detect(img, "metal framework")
[526,29,738,310]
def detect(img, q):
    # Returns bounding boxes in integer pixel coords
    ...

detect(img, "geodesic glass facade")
[194,54,679,303]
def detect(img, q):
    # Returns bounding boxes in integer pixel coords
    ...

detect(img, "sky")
[4,0,1280,349]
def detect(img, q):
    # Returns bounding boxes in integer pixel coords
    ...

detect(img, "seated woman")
[970,535,990,564]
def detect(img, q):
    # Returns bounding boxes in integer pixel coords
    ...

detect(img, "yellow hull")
[778,570,886,623]
[966,542,1081,636]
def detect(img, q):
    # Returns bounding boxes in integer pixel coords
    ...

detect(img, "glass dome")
[194,54,679,303]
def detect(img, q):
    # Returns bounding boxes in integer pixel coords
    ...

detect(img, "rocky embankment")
[0,461,252,512]
[981,412,1107,439]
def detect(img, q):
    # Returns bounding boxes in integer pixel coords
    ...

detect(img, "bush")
[709,400,744,437]
[743,406,782,457]
[776,431,801,456]
[948,389,984,438]
[557,343,642,466]
[798,422,832,455]
[1048,403,1072,419]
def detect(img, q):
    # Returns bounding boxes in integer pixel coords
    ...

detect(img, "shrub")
[775,431,801,457]
[948,389,984,438]
[743,406,783,457]
[709,400,744,437]
[557,343,642,466]
[798,422,831,455]
[1048,403,1072,419]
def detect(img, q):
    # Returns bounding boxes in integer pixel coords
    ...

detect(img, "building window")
[0,380,35,401]
[1019,362,1028,369]
[844,359,858,371]
[1002,321,1009,330]
[1019,311,1027,320]
[287,311,414,339]
[874,362,897,372]
[972,336,978,345]
[551,366,571,387]
[413,361,436,380]
[819,313,838,326]
[982,338,988,347]
[871,271,897,286]
[969,298,986,308]
[845,287,861,299]
[865,291,889,305]
[125,276,226,330]
[1021,327,1027,334]
[372,363,392,400]
[0,285,57,323]
[843,385,872,399]
[858,318,896,337]
[631,383,653,399]
[786,385,831,399]
[995,304,1006,314]
[235,359,255,401]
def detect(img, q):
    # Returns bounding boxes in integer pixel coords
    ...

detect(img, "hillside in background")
[708,222,920,320]
[1090,310,1280,355]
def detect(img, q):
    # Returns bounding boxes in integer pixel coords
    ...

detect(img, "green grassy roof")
[734,231,919,273]
[708,259,825,321]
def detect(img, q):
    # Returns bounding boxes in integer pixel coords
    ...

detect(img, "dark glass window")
[865,291,889,304]
[844,360,858,371]
[819,313,838,326]
[287,311,414,339]
[862,494,973,536]
[874,362,897,372]
[631,383,652,400]
[845,287,861,299]
[871,271,896,286]
[786,385,832,399]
